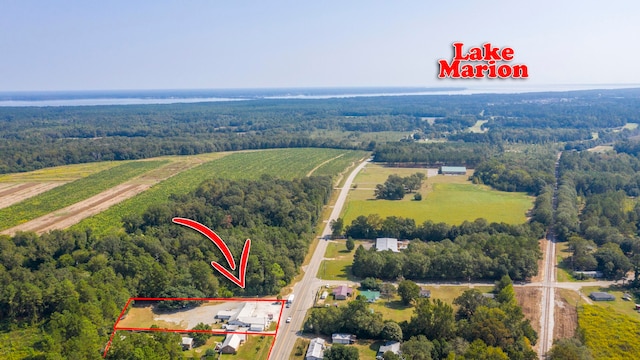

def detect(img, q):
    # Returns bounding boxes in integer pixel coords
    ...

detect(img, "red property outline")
[103,297,286,359]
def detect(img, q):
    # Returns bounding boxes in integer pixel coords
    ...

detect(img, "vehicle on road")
[286,316,291,323]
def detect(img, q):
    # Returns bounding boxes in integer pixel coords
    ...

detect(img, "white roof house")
[332,333,354,344]
[220,333,246,354]
[181,337,194,350]
[306,338,326,360]
[376,238,399,252]
[377,341,401,358]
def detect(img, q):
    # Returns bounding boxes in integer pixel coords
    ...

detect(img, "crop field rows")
[0,160,168,231]
[73,148,365,235]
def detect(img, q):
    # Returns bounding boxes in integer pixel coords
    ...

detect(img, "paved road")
[538,151,561,359]
[269,158,370,359]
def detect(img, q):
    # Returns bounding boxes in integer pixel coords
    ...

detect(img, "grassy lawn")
[0,160,167,230]
[368,286,493,323]
[342,164,533,225]
[219,335,273,360]
[317,240,366,280]
[369,297,413,323]
[581,286,639,318]
[117,305,186,330]
[556,242,580,282]
[183,335,225,359]
[289,338,310,360]
[318,259,354,281]
[352,339,383,360]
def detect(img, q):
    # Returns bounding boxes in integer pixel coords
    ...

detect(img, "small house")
[360,290,381,303]
[377,341,401,359]
[332,333,354,345]
[306,338,326,360]
[376,238,399,252]
[589,292,615,301]
[333,286,353,300]
[420,288,431,298]
[440,166,467,175]
[181,337,193,351]
[220,333,246,354]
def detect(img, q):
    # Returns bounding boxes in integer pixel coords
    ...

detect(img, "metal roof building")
[376,238,399,252]
[440,166,467,175]
[305,338,325,360]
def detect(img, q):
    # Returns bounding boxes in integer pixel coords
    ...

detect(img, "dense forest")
[552,150,640,281]
[2,88,640,173]
[0,176,331,358]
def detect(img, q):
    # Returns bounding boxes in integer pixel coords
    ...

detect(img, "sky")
[1,0,639,91]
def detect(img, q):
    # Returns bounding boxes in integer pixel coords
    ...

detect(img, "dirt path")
[515,287,542,351]
[0,182,67,209]
[553,292,577,340]
[1,183,151,235]
[0,159,203,236]
[306,154,344,177]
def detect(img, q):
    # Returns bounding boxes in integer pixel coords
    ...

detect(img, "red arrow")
[172,217,251,288]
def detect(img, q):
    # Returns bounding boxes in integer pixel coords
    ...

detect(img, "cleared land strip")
[1,183,150,235]
[0,182,66,209]
[1,160,202,236]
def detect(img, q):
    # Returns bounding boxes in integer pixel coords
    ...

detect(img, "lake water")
[0,84,638,107]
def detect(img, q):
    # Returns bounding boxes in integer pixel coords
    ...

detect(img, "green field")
[342,164,533,226]
[73,148,365,235]
[309,150,369,178]
[0,160,167,231]
[317,240,366,280]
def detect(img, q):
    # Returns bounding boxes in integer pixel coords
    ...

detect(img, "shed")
[440,166,467,175]
[376,238,399,252]
[420,288,431,298]
[216,310,236,320]
[360,290,381,303]
[332,333,354,345]
[333,286,353,300]
[305,338,326,360]
[377,341,401,358]
[181,337,193,351]
[220,334,246,354]
[589,292,615,301]
[574,271,603,278]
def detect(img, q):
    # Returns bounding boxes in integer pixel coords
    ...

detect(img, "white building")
[375,238,399,252]
[306,338,326,360]
[221,303,269,331]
